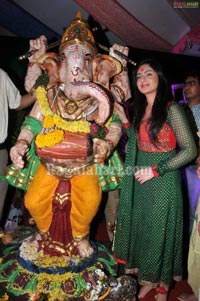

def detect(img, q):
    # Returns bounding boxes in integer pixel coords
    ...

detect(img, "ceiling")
[0,0,199,56]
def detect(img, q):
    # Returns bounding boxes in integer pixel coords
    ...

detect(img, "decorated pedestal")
[0,179,137,301]
[1,242,114,300]
[0,241,137,301]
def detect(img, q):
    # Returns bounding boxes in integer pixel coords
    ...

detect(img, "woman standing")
[113,59,197,301]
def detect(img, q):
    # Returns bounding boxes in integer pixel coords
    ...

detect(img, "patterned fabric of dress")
[113,102,197,287]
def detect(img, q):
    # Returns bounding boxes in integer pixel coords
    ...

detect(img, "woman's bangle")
[122,121,131,128]
[156,286,168,294]
[152,164,159,177]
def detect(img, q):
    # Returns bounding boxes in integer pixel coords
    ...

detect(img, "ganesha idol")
[0,12,133,300]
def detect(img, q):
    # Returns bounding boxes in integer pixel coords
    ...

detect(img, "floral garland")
[35,126,64,148]
[35,86,113,148]
[36,86,91,132]
[35,86,91,148]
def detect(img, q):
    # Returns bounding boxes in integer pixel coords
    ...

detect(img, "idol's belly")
[35,131,94,178]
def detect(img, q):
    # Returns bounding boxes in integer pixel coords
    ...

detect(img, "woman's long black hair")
[133,59,172,144]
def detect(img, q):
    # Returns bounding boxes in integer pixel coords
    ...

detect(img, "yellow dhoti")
[25,163,102,238]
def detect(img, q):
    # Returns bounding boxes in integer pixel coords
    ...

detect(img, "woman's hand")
[134,167,154,184]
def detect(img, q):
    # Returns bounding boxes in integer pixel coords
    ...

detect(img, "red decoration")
[156,286,168,294]
[122,121,131,128]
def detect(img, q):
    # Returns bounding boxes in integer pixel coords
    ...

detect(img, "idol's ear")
[37,52,60,88]
[93,54,122,89]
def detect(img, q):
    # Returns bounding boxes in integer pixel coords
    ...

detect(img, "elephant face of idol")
[59,44,93,99]
[58,43,114,124]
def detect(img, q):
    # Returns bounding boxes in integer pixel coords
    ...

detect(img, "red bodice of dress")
[137,121,176,152]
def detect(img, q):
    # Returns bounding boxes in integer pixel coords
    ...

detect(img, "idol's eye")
[85,54,92,66]
[136,75,141,80]
[85,58,92,65]
[60,54,66,63]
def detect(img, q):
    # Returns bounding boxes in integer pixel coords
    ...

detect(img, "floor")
[95,222,194,301]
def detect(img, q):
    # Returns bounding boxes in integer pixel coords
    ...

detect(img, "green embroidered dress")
[114,103,197,287]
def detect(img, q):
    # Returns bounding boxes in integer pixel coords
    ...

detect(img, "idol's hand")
[110,44,132,102]
[25,35,47,93]
[28,35,47,63]
[10,141,29,169]
[93,138,113,164]
[109,44,129,68]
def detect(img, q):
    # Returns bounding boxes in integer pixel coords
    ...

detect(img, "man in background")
[182,71,200,234]
[0,68,36,234]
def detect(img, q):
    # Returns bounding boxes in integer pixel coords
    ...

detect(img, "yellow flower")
[53,115,90,133]
[0,294,9,301]
[36,86,91,133]
[36,87,53,117]
[43,115,55,128]
[35,129,64,148]
[105,117,112,128]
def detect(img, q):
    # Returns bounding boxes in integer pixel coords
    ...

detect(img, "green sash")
[0,117,42,191]
[97,150,124,192]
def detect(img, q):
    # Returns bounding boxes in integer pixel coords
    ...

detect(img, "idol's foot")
[138,285,153,299]
[76,238,94,258]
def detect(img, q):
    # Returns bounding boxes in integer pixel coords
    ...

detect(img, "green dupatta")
[113,125,137,261]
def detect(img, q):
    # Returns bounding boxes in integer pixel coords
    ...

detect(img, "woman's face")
[136,64,159,96]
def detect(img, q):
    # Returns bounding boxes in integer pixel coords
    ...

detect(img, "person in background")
[178,142,200,301]
[182,71,200,234]
[0,68,36,234]
[113,59,197,301]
